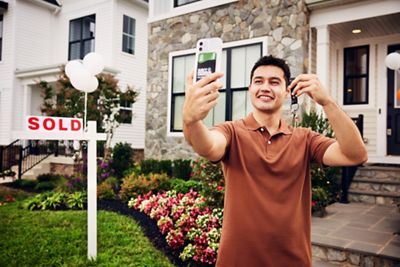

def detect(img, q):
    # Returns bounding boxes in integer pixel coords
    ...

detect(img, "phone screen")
[195,52,217,82]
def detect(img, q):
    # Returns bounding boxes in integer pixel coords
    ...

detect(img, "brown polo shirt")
[213,113,335,267]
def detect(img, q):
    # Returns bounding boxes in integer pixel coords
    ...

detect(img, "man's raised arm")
[182,71,227,162]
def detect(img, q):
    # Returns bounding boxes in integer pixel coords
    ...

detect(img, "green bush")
[97,182,116,200]
[118,173,170,202]
[36,173,62,183]
[191,157,225,209]
[299,110,341,203]
[12,179,38,190]
[140,159,172,176]
[172,159,192,180]
[169,178,202,194]
[23,191,86,211]
[35,181,57,191]
[312,187,329,217]
[111,143,134,178]
[66,191,87,209]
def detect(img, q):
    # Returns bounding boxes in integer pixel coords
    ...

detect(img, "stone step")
[355,165,400,183]
[348,189,400,205]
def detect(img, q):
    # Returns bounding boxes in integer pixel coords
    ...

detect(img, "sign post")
[14,116,106,260]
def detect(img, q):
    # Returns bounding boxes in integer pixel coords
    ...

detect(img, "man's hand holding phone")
[183,71,224,126]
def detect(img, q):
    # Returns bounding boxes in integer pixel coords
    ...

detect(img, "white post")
[316,25,330,114]
[87,121,97,260]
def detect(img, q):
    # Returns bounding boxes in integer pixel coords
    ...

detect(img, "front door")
[387,44,400,155]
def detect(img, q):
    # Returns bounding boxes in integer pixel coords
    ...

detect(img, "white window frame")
[167,36,268,137]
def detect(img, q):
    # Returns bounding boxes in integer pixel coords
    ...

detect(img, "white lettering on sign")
[26,116,83,133]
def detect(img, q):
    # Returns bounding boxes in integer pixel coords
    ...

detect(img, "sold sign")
[26,116,83,132]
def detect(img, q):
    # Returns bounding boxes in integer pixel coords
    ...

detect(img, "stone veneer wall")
[146,0,309,159]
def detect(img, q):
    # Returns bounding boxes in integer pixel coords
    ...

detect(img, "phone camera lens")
[199,47,203,51]
[199,42,203,46]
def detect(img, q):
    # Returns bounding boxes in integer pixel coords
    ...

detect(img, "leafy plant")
[140,159,173,176]
[42,192,67,210]
[97,182,116,200]
[299,110,341,204]
[312,187,329,217]
[66,191,87,210]
[119,173,170,202]
[191,158,225,209]
[169,178,203,194]
[172,159,192,181]
[111,142,134,178]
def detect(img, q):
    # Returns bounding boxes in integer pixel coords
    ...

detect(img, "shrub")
[119,172,170,202]
[172,159,192,180]
[35,181,57,191]
[140,159,172,176]
[111,143,134,178]
[169,178,203,194]
[312,187,329,217]
[13,179,38,190]
[66,191,87,209]
[63,173,87,193]
[97,159,115,183]
[299,110,341,203]
[97,182,116,200]
[36,173,62,183]
[191,158,225,209]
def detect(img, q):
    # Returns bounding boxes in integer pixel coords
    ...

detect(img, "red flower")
[5,195,15,203]
[311,201,317,207]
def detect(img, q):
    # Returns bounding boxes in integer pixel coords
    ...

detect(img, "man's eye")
[254,80,262,84]
[271,81,279,85]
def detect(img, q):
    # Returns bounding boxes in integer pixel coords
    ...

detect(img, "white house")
[0,0,148,152]
[145,0,400,165]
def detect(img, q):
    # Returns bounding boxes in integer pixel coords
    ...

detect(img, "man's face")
[249,65,289,114]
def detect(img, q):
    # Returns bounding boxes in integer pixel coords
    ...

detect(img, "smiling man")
[182,55,367,267]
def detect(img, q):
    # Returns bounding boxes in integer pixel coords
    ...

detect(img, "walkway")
[311,202,400,266]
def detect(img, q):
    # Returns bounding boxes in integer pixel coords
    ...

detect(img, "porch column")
[316,25,330,114]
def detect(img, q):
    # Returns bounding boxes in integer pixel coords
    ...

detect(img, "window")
[170,42,262,132]
[343,45,369,105]
[122,15,135,55]
[0,15,3,61]
[69,14,95,60]
[119,99,133,124]
[174,0,202,7]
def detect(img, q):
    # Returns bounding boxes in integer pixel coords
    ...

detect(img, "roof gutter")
[28,0,61,14]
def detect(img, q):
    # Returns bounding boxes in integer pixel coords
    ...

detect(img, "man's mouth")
[258,95,274,101]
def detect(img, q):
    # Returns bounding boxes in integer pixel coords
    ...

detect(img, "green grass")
[0,187,175,267]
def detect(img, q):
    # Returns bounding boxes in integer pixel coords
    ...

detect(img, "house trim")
[166,36,268,138]
[148,0,238,23]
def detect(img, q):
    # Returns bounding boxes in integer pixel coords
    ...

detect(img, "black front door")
[387,44,400,155]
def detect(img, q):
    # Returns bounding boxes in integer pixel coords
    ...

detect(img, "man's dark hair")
[250,55,291,86]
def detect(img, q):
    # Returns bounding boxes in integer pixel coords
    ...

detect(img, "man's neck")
[253,109,282,135]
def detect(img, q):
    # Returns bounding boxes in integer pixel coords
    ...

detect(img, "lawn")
[0,186,175,267]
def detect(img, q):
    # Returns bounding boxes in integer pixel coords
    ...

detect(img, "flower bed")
[128,190,223,265]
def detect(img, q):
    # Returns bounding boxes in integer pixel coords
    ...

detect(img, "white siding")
[110,0,148,149]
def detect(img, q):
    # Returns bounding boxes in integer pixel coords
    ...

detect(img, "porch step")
[311,203,400,267]
[348,165,400,206]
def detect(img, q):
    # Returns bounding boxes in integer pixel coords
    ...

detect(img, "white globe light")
[83,52,105,76]
[65,60,84,78]
[385,52,400,70]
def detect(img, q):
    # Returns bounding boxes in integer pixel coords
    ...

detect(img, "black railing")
[0,139,21,174]
[340,114,364,203]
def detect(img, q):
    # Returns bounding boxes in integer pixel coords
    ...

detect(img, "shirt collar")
[243,112,292,135]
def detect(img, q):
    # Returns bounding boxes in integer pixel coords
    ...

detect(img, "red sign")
[26,116,83,133]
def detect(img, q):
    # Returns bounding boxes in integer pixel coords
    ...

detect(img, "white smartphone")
[193,38,223,83]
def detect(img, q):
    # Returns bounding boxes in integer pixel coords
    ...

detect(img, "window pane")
[231,45,261,88]
[173,95,185,130]
[221,50,227,89]
[246,92,253,116]
[0,16,3,38]
[123,35,134,54]
[83,18,95,39]
[123,16,135,36]
[83,40,95,57]
[232,91,247,121]
[395,69,400,108]
[344,77,367,104]
[214,92,226,124]
[69,43,81,60]
[175,0,201,7]
[119,109,132,124]
[345,46,368,75]
[231,47,246,88]
[173,54,194,93]
[69,20,81,42]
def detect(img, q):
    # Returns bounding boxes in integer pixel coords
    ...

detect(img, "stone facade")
[146,0,309,159]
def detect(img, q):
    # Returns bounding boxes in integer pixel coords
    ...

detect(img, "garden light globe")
[385,52,400,70]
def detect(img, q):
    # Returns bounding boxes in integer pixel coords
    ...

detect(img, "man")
[182,55,367,267]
